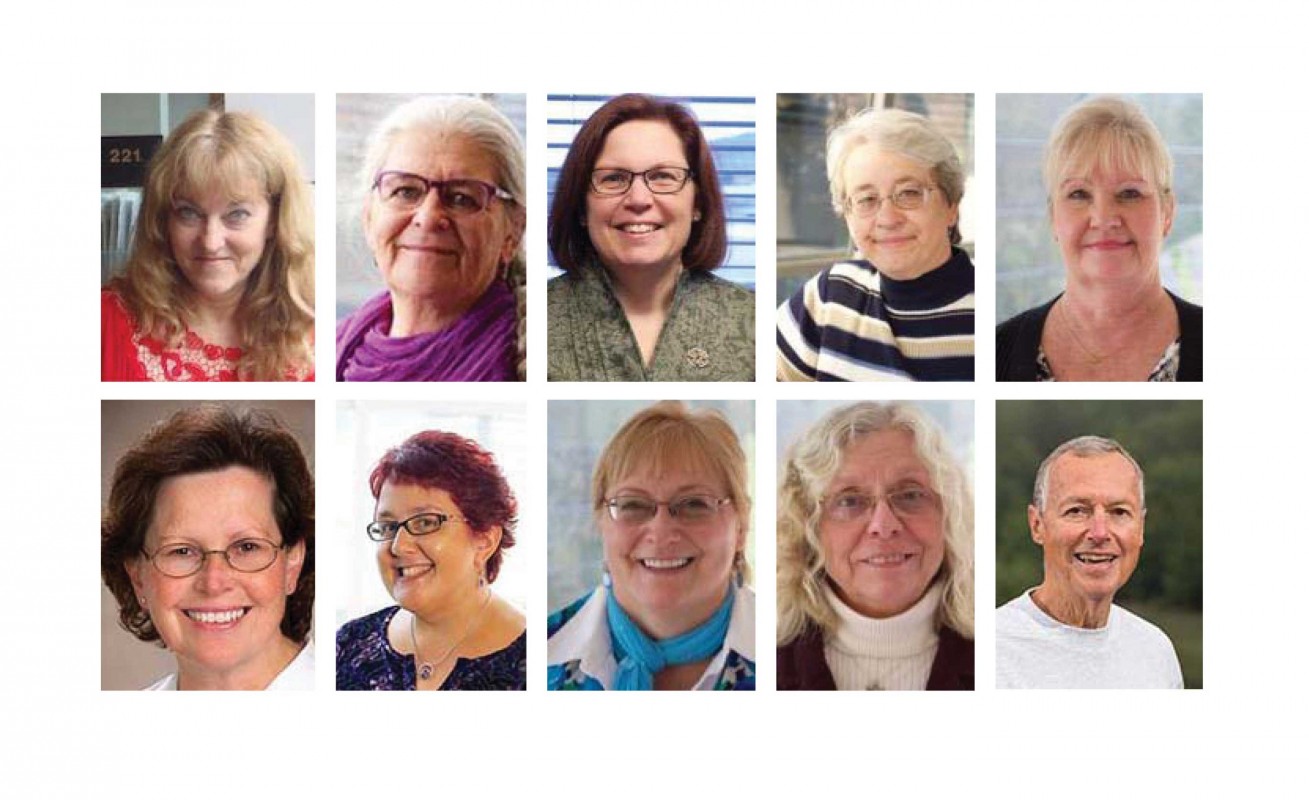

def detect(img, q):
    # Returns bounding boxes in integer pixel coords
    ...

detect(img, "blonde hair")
[359,95,527,378]
[591,402,752,585]
[1043,96,1174,202]
[777,402,973,645]
[113,108,314,381]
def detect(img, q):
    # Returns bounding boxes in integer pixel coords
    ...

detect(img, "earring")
[602,565,613,589]
[733,551,745,589]
[693,210,702,222]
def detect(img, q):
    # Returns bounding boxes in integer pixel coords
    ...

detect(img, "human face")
[842,147,957,280]
[818,430,946,618]
[600,465,743,639]
[374,481,492,618]
[585,120,696,276]
[168,180,272,306]
[126,467,304,684]
[1029,452,1145,623]
[1051,163,1174,288]
[364,131,520,316]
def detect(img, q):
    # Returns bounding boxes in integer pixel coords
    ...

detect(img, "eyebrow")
[374,504,446,519]
[850,176,927,193]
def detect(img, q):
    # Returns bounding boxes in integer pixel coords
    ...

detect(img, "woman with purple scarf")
[337,96,526,382]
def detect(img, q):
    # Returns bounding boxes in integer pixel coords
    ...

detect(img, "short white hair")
[1032,435,1146,512]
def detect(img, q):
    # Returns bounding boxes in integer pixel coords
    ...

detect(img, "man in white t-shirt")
[996,436,1183,689]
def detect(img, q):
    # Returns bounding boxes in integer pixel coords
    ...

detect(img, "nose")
[193,551,237,593]
[412,188,453,229]
[873,198,906,227]
[201,217,225,252]
[1090,194,1122,228]
[642,505,685,540]
[388,527,419,557]
[1086,508,1112,542]
[622,177,655,208]
[864,497,903,538]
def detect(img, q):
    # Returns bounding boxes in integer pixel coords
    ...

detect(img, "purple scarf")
[336,281,517,382]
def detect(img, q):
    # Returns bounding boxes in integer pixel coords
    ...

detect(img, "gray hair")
[777,402,973,645]
[826,108,965,244]
[1032,435,1146,512]
[1043,95,1174,202]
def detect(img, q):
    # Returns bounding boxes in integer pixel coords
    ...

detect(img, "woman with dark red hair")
[336,430,526,690]
[546,93,754,381]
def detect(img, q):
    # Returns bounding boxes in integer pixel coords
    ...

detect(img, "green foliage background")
[995,400,1203,687]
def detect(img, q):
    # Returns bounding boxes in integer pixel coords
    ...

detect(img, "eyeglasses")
[373,171,514,216]
[366,512,465,542]
[590,167,693,196]
[821,486,940,524]
[844,183,937,218]
[605,494,731,525]
[143,538,285,578]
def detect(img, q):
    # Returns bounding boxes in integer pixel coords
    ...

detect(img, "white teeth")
[620,223,658,233]
[1076,554,1115,564]
[398,565,433,577]
[862,554,911,565]
[186,609,245,624]
[641,558,690,570]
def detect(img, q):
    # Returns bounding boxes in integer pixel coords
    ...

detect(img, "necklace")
[410,590,492,683]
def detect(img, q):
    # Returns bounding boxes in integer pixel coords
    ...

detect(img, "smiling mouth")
[617,223,662,234]
[1075,554,1118,564]
[638,557,692,571]
[859,553,915,566]
[185,608,248,624]
[1085,240,1131,250]
[396,563,434,578]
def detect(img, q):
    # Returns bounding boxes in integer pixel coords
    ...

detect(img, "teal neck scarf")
[606,585,735,691]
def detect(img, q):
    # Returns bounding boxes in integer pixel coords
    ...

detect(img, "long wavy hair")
[777,402,973,645]
[111,108,314,380]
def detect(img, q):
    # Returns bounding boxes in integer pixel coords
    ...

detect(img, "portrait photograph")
[995,399,1203,688]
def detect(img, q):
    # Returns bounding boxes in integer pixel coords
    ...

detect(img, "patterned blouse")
[1035,340,1181,382]
[336,606,526,691]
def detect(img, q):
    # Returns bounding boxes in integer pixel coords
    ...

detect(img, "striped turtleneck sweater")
[777,247,974,381]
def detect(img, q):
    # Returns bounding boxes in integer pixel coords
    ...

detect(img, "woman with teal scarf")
[547,401,755,690]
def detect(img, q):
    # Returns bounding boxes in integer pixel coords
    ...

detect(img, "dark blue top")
[336,606,526,691]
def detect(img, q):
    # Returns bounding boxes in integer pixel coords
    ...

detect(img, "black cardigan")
[996,290,1203,381]
[777,624,974,691]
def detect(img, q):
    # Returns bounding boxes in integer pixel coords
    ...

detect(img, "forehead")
[381,130,499,181]
[843,146,933,191]
[149,466,277,539]
[596,120,687,167]
[833,429,931,484]
[612,463,726,495]
[172,149,268,204]
[1047,452,1141,505]
[376,480,458,514]
[1054,130,1160,189]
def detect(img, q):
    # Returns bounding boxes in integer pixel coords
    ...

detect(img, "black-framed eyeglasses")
[844,182,938,218]
[604,494,731,525]
[589,167,693,196]
[366,512,465,542]
[143,538,285,578]
[821,485,941,523]
[373,171,514,216]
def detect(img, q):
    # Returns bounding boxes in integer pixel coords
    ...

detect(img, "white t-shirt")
[144,640,315,691]
[996,590,1183,689]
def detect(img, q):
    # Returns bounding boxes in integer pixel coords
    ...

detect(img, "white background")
[2,0,1305,795]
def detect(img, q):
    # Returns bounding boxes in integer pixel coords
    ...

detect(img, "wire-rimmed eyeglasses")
[604,494,731,525]
[844,182,938,219]
[142,538,286,578]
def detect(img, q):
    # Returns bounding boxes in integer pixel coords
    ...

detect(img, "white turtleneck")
[822,581,942,691]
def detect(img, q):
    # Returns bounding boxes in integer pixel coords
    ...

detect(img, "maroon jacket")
[777,623,974,691]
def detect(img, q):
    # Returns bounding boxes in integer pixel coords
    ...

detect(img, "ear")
[125,557,147,600]
[283,540,306,595]
[475,525,503,569]
[1028,504,1044,546]
[1162,193,1176,238]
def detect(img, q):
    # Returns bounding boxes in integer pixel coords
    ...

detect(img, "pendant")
[419,662,433,681]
